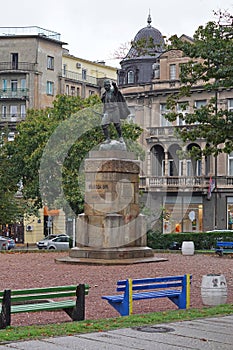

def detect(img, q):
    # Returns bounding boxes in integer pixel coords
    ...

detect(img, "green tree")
[7,94,143,217]
[0,130,25,225]
[166,10,233,157]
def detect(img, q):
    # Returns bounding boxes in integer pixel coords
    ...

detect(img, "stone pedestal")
[58,148,156,264]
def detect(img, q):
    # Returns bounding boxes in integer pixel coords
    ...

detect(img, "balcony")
[147,125,196,142]
[0,62,36,72]
[0,114,26,122]
[0,88,29,99]
[62,70,97,85]
[140,175,233,193]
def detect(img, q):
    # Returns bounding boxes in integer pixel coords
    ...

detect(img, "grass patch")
[0,304,233,343]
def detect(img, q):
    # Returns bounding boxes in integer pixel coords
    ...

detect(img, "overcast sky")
[2,0,233,67]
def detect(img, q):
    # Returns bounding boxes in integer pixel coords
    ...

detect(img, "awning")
[44,206,60,216]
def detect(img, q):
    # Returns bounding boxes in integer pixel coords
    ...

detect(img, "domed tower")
[118,14,165,86]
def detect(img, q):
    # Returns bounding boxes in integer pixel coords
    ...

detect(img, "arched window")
[127,70,135,84]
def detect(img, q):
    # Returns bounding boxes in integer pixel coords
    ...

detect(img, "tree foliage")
[166,10,233,157]
[6,94,143,217]
[0,129,26,225]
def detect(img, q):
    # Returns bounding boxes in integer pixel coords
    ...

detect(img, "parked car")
[169,241,182,250]
[46,235,70,250]
[7,238,15,250]
[0,236,8,250]
[36,234,69,250]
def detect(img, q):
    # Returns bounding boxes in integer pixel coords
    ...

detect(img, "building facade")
[0,26,117,243]
[118,16,233,233]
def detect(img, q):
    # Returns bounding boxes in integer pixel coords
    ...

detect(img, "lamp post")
[214,88,218,229]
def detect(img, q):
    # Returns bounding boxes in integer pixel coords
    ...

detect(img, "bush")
[147,230,233,250]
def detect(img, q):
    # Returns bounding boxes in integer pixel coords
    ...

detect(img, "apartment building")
[118,16,233,233]
[0,26,117,131]
[62,51,116,98]
[0,26,117,243]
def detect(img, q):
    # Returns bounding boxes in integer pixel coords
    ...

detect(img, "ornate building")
[118,15,233,233]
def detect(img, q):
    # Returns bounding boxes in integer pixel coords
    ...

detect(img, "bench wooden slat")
[11,300,76,313]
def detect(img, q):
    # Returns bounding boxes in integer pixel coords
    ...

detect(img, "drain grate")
[134,326,175,333]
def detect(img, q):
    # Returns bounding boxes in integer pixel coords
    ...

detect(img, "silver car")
[37,234,67,249]
[46,235,70,250]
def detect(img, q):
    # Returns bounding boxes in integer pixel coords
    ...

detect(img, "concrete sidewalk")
[1,315,233,349]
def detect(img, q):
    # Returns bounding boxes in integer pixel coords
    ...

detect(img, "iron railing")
[140,176,233,191]
[62,69,97,85]
[0,88,29,99]
[0,62,36,71]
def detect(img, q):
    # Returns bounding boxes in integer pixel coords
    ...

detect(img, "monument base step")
[55,247,168,265]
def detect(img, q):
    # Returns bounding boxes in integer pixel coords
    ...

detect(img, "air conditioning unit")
[76,63,81,69]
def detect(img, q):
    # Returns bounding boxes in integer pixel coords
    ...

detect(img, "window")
[195,100,206,109]
[179,160,184,176]
[46,81,54,95]
[10,105,17,118]
[77,87,80,96]
[228,152,233,176]
[21,79,26,91]
[89,90,95,96]
[11,80,17,91]
[160,104,171,127]
[228,99,233,111]
[2,105,6,118]
[66,85,69,95]
[47,56,54,70]
[63,64,67,75]
[127,70,134,84]
[71,86,75,96]
[176,102,189,125]
[169,64,176,80]
[11,53,18,69]
[168,160,174,176]
[2,79,7,91]
[187,160,193,176]
[187,159,202,176]
[11,80,17,97]
[82,69,87,80]
[20,105,26,119]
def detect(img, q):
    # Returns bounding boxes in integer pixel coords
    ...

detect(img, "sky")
[2,0,233,67]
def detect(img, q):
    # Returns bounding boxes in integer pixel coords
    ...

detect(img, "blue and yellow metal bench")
[0,284,89,329]
[102,274,192,316]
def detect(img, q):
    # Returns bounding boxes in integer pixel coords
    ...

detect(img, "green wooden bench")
[0,284,89,329]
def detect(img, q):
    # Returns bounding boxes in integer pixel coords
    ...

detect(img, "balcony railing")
[0,62,36,71]
[1,114,26,122]
[0,88,29,99]
[0,26,60,41]
[140,175,233,192]
[62,70,97,85]
[149,176,207,187]
[148,125,199,138]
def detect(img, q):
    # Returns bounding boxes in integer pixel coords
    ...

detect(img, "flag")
[207,176,215,200]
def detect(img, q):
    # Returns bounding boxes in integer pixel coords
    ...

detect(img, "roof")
[125,14,165,59]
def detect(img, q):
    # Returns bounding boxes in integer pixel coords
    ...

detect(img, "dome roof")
[126,14,165,59]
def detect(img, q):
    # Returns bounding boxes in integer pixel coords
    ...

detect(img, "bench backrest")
[117,275,190,293]
[216,241,233,248]
[0,284,89,304]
